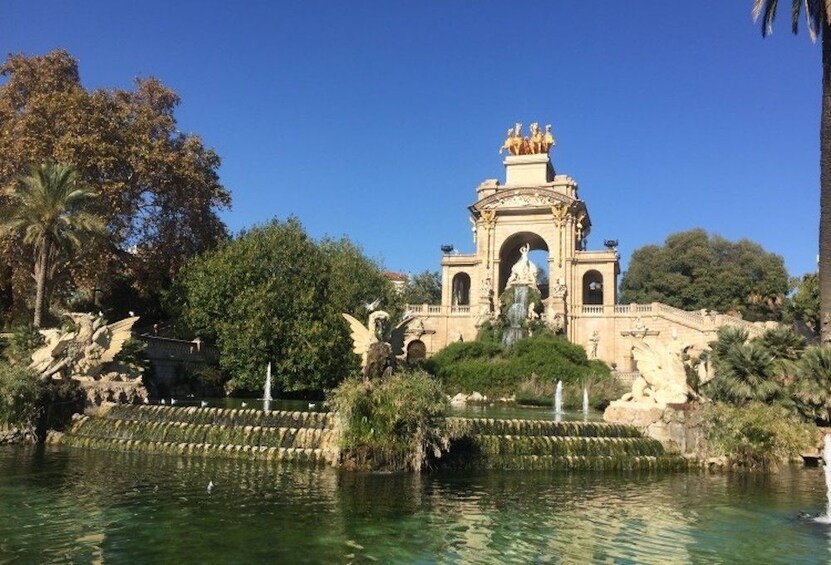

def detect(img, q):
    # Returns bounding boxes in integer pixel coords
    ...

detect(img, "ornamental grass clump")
[702,402,813,471]
[329,369,449,472]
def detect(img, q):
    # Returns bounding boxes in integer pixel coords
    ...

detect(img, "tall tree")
[169,218,359,394]
[0,50,230,325]
[319,236,403,319]
[0,163,105,327]
[752,1,831,343]
[620,229,789,321]
[403,271,442,305]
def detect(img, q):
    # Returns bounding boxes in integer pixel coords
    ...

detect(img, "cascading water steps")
[51,405,338,466]
[441,416,686,471]
[52,405,685,471]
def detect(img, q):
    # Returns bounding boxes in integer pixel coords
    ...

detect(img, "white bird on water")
[241,402,248,408]
[200,400,208,408]
[170,398,177,405]
[207,480,214,494]
[160,399,166,405]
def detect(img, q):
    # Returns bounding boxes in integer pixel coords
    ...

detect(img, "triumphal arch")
[404,123,764,370]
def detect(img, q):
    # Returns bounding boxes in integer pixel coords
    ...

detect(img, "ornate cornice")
[471,187,575,214]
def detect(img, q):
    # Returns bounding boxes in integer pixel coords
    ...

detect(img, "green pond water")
[0,445,828,564]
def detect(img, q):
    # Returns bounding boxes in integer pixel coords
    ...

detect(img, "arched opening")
[451,272,471,305]
[498,232,549,298]
[406,340,427,364]
[582,270,604,305]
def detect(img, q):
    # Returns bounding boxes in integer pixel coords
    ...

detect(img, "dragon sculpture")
[29,313,140,380]
[341,310,413,379]
[620,340,698,406]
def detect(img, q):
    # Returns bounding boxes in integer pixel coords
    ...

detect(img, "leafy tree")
[0,50,230,325]
[170,218,371,394]
[752,1,831,343]
[319,237,403,319]
[620,229,789,321]
[0,163,106,327]
[403,270,441,305]
[784,272,820,335]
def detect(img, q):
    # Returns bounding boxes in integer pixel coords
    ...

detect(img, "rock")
[468,392,486,402]
[450,393,467,406]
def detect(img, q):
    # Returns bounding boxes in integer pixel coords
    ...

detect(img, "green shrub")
[0,363,44,427]
[1,323,42,366]
[427,333,608,398]
[328,369,448,471]
[702,402,813,471]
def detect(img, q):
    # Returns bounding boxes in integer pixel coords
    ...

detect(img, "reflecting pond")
[0,445,829,563]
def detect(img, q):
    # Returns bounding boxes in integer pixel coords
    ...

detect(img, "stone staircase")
[51,405,337,466]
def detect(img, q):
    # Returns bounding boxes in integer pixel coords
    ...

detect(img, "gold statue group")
[500,122,555,156]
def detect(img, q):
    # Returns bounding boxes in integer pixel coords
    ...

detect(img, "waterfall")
[501,285,529,348]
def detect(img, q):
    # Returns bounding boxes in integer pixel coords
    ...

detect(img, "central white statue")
[507,243,539,288]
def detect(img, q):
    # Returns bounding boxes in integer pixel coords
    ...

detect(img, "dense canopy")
[169,218,400,394]
[619,229,789,321]
[0,50,230,325]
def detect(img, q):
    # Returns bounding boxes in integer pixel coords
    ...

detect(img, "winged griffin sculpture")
[29,313,140,380]
[620,340,695,406]
[342,310,412,380]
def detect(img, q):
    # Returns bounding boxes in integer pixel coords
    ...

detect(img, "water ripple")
[0,446,828,563]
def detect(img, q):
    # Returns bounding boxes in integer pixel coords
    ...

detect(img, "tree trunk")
[821,22,831,345]
[33,240,49,328]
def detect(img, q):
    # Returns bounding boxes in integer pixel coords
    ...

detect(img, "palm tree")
[752,1,831,344]
[0,163,106,327]
[793,346,831,422]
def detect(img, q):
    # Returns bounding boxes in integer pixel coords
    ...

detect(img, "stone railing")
[581,305,604,315]
[405,304,445,315]
[451,305,471,315]
[579,302,765,338]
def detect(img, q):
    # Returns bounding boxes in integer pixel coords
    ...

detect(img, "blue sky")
[1,1,821,280]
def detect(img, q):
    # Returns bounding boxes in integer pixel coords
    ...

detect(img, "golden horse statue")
[501,122,555,155]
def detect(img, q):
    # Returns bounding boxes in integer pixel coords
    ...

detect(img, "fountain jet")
[554,380,563,422]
